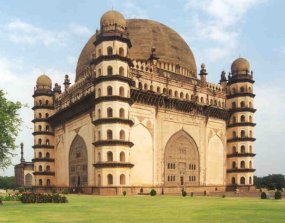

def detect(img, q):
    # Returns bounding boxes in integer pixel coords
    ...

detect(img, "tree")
[0,90,22,169]
[0,176,16,189]
[254,174,285,190]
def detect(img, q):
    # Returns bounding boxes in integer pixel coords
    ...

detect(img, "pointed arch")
[69,135,88,187]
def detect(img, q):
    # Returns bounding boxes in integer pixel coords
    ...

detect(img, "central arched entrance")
[164,130,199,187]
[69,135,88,187]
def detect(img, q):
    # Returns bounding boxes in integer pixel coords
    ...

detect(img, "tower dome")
[231,57,250,75]
[100,10,126,29]
[36,74,52,89]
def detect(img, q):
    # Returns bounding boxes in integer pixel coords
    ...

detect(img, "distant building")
[18,10,256,194]
[14,143,34,187]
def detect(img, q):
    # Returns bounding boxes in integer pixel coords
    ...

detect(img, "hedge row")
[21,193,68,203]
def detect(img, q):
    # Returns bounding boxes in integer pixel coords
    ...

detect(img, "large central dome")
[76,18,197,81]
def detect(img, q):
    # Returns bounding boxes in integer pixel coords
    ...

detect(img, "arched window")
[120,174,126,185]
[241,145,246,153]
[249,145,252,153]
[232,177,236,184]
[46,165,50,172]
[120,151,125,162]
[186,94,189,100]
[249,161,252,168]
[98,152,101,162]
[175,91,178,97]
[249,116,252,122]
[39,165,43,172]
[232,88,236,94]
[107,66,113,75]
[45,113,49,118]
[240,87,245,93]
[240,115,245,123]
[38,125,42,131]
[249,101,252,108]
[107,107,113,118]
[39,179,43,186]
[107,151,113,162]
[240,101,245,108]
[39,100,42,105]
[119,47,124,57]
[38,138,42,145]
[119,87,125,97]
[232,161,236,169]
[232,102,236,108]
[144,83,148,90]
[232,146,237,154]
[107,46,113,55]
[98,68,102,76]
[138,82,142,89]
[39,113,42,118]
[98,49,102,56]
[240,177,245,185]
[200,97,204,103]
[98,131,101,140]
[107,174,113,185]
[249,176,252,184]
[98,109,101,118]
[240,161,245,168]
[107,130,113,140]
[120,130,125,140]
[157,86,161,93]
[232,116,236,123]
[98,174,101,186]
[46,152,50,158]
[241,130,246,138]
[47,179,50,186]
[150,85,154,91]
[46,125,49,132]
[233,131,237,138]
[39,152,42,158]
[46,139,50,145]
[119,108,125,118]
[107,86,113,96]
[98,88,101,97]
[119,67,124,76]
[180,92,184,99]
[248,87,252,93]
[169,89,172,96]
[45,100,49,105]
[249,130,253,137]
[163,88,167,94]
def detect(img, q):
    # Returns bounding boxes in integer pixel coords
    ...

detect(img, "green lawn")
[1,195,285,223]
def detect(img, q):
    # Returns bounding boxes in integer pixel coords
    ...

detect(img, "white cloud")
[184,0,266,62]
[122,1,149,19]
[68,23,92,37]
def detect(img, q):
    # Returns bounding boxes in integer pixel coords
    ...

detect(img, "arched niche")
[164,130,199,187]
[69,135,88,187]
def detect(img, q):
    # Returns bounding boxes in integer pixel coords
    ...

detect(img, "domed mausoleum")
[16,10,256,194]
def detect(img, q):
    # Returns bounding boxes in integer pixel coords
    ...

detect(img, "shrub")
[182,190,187,197]
[0,194,22,201]
[123,191,127,196]
[190,192,194,197]
[204,191,207,196]
[20,193,68,203]
[275,191,282,200]
[50,188,57,194]
[261,191,270,199]
[150,189,156,196]
[222,194,226,198]
[62,188,69,195]
[18,187,25,193]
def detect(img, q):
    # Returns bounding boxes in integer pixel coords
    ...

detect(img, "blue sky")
[0,0,284,176]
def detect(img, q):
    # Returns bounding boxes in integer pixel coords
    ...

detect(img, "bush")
[0,194,22,201]
[122,191,127,196]
[275,191,282,200]
[20,193,68,203]
[150,189,156,196]
[62,188,69,195]
[50,188,57,194]
[18,187,25,193]
[222,194,226,198]
[204,191,207,196]
[182,190,187,197]
[190,192,194,197]
[261,191,270,199]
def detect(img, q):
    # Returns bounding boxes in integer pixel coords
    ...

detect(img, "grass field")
[1,195,285,223]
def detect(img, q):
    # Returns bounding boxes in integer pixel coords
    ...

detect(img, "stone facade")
[17,10,256,194]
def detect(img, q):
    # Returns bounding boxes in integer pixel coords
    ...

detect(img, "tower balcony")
[32,131,54,136]
[227,152,256,158]
[226,92,255,99]
[93,140,134,147]
[227,168,255,173]
[94,75,135,86]
[33,171,55,176]
[32,158,55,162]
[32,105,54,110]
[32,144,54,149]
[228,107,256,114]
[93,118,134,126]
[228,74,255,84]
[93,161,134,168]
[227,137,256,143]
[227,122,256,128]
